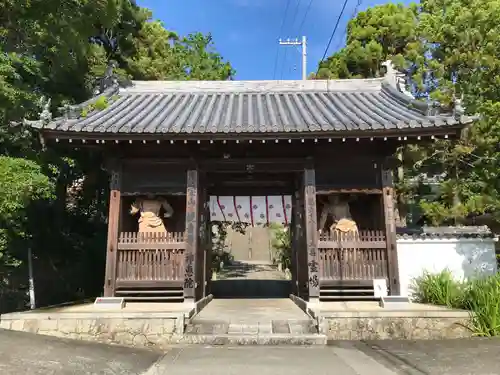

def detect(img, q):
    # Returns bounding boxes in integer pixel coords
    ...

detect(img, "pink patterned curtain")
[210,195,292,226]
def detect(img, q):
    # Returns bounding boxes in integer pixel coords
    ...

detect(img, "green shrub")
[412,270,465,308]
[462,274,500,337]
[413,271,500,337]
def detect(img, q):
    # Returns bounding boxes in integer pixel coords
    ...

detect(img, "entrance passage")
[207,170,296,299]
[186,298,318,336]
[211,227,291,298]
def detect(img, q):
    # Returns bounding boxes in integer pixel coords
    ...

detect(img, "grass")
[413,270,500,336]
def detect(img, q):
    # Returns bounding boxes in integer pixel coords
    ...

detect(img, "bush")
[412,270,465,308]
[413,271,500,337]
[462,274,500,337]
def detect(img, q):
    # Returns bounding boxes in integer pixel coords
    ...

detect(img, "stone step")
[185,319,318,335]
[179,334,327,345]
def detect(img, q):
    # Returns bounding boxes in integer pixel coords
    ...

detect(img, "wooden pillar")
[196,172,207,300]
[184,169,199,302]
[103,163,122,297]
[304,166,319,302]
[290,190,299,296]
[381,168,400,295]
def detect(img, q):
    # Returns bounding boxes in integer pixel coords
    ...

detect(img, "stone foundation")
[321,313,472,340]
[0,312,185,349]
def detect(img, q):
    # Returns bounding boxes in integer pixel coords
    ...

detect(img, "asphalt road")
[2,329,500,375]
[0,329,160,375]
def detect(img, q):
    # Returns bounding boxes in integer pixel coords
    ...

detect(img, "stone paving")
[194,298,308,323]
[186,298,319,339]
[217,261,287,280]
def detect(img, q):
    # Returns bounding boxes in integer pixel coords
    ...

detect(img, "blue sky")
[136,0,411,80]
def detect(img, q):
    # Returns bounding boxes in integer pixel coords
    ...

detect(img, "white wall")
[397,237,498,298]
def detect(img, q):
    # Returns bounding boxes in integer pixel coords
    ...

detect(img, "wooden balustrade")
[318,230,388,281]
[116,232,186,287]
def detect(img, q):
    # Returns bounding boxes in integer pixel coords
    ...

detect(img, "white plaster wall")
[397,238,498,298]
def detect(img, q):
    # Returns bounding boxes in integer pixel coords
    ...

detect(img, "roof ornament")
[9,95,53,129]
[38,96,52,124]
[453,93,465,116]
[95,60,119,95]
[382,60,414,99]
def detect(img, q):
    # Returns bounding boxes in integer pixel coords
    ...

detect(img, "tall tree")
[314,3,419,79]
[0,0,235,312]
[408,0,500,224]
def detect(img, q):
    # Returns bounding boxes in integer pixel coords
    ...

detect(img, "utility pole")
[278,36,307,80]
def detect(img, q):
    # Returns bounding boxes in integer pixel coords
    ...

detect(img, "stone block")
[289,324,304,335]
[58,319,78,334]
[228,324,243,334]
[132,333,149,347]
[10,319,24,332]
[0,320,12,330]
[114,331,133,346]
[23,319,40,333]
[108,319,128,333]
[258,322,272,334]
[241,325,259,335]
[38,319,58,332]
[123,319,146,332]
[144,319,165,335]
[162,318,176,334]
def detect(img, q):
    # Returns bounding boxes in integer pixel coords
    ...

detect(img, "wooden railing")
[116,232,186,286]
[318,230,388,281]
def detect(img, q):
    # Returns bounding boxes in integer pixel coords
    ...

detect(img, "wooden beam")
[103,162,122,297]
[303,166,319,302]
[381,168,400,295]
[316,188,383,195]
[184,169,199,302]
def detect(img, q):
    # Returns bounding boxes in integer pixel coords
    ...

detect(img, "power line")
[315,0,350,76]
[280,0,302,80]
[296,0,314,36]
[333,0,362,51]
[273,0,292,80]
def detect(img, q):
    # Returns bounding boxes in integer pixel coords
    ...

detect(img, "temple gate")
[23,63,473,303]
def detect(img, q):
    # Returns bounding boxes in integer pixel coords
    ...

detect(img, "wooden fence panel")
[116,232,186,282]
[318,230,388,281]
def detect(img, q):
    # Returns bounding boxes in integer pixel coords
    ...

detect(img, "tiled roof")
[29,78,475,137]
[396,226,496,239]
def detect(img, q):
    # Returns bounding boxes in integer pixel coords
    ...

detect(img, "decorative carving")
[129,195,174,233]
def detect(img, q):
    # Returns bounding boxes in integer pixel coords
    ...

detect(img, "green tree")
[126,22,234,80]
[0,0,234,312]
[314,0,500,226]
[408,0,500,224]
[314,3,419,79]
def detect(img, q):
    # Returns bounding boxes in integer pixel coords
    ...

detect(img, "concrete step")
[185,319,318,335]
[179,334,327,345]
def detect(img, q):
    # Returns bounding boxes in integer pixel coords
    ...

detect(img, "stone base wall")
[322,316,472,340]
[0,315,184,349]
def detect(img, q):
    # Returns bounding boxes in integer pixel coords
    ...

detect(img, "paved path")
[194,298,308,323]
[0,329,160,375]
[218,261,286,280]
